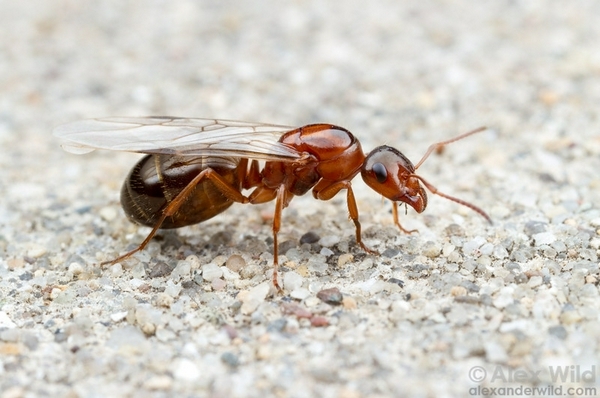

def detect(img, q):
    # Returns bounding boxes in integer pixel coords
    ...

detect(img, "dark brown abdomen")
[121,155,242,229]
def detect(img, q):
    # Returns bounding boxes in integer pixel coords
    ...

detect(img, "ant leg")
[102,168,249,266]
[392,202,418,234]
[314,181,379,255]
[271,185,286,292]
[247,184,289,291]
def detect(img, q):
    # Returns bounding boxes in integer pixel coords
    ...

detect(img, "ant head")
[361,146,428,213]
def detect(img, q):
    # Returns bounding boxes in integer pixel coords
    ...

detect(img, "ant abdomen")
[121,154,242,228]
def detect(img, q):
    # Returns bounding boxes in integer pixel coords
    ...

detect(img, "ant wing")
[53,117,304,162]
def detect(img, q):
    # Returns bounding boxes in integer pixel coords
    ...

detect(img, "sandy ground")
[1,1,600,397]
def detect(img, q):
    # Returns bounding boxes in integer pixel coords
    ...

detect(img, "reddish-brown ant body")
[54,117,490,291]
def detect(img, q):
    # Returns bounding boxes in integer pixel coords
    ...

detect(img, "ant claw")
[395,223,418,234]
[358,241,379,256]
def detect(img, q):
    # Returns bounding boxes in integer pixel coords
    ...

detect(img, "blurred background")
[9,0,596,138]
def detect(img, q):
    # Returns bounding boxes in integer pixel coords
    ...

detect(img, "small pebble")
[0,328,20,342]
[211,278,227,291]
[27,244,47,258]
[155,293,174,308]
[110,311,128,322]
[164,281,182,297]
[0,343,22,356]
[131,263,146,278]
[310,316,329,327]
[2,387,25,398]
[421,241,442,258]
[107,325,148,352]
[444,224,465,237]
[446,306,468,326]
[239,283,270,315]
[68,262,84,275]
[296,265,309,277]
[148,262,175,278]
[551,240,566,253]
[267,319,287,333]
[381,248,400,258]
[454,296,480,304]
[172,358,201,381]
[300,231,320,244]
[279,240,298,255]
[221,352,240,367]
[19,271,33,281]
[463,236,486,255]
[110,263,123,277]
[21,333,38,351]
[492,288,514,309]
[226,255,246,272]
[450,286,467,297]
[387,278,404,288]
[307,259,328,273]
[144,375,173,390]
[527,276,543,288]
[524,220,547,236]
[171,260,191,280]
[283,271,304,291]
[308,281,324,293]
[548,325,567,339]
[337,253,354,266]
[99,206,118,221]
[493,245,509,259]
[155,327,176,342]
[479,243,494,256]
[484,341,508,363]
[221,267,240,281]
[320,247,334,256]
[318,235,340,247]
[317,287,343,305]
[490,205,510,218]
[141,323,156,336]
[533,232,556,246]
[442,244,455,257]
[7,258,24,269]
[281,302,312,318]
[290,288,311,300]
[202,263,223,281]
[342,296,358,310]
[304,296,320,308]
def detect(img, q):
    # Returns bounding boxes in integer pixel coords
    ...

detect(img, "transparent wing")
[53,117,304,161]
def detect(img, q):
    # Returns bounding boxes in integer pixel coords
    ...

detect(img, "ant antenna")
[409,127,491,223]
[410,174,492,223]
[414,127,487,170]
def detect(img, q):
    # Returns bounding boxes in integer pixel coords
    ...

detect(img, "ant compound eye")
[372,162,387,183]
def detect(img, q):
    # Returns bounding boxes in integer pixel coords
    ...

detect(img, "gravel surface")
[2,1,600,397]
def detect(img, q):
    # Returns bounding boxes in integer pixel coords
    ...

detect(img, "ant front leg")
[103,168,249,266]
[313,180,379,255]
[392,202,418,234]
